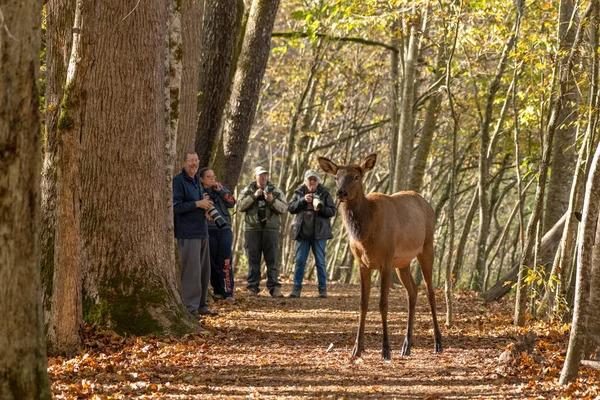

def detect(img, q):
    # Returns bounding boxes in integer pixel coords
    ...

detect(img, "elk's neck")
[341,194,372,241]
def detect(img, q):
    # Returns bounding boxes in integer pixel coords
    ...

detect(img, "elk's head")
[318,154,377,202]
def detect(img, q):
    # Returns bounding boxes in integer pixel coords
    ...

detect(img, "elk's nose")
[337,189,347,197]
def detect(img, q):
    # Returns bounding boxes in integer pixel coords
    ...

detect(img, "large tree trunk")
[77,0,197,335]
[220,0,281,190]
[0,0,52,396]
[41,0,77,320]
[174,0,204,172]
[194,0,243,168]
[47,0,85,356]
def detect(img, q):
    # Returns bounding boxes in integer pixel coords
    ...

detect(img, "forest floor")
[49,280,600,399]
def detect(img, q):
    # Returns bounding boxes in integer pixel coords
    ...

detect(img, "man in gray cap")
[238,166,288,297]
[287,169,336,298]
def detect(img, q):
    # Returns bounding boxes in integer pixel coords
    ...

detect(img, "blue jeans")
[293,239,327,289]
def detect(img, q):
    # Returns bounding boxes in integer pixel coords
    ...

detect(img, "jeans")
[245,230,281,290]
[208,228,234,298]
[293,239,327,289]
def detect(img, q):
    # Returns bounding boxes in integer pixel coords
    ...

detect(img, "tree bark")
[41,0,76,320]
[543,0,579,235]
[220,0,281,190]
[77,0,198,335]
[0,0,52,396]
[194,0,243,168]
[174,0,204,172]
[47,0,85,356]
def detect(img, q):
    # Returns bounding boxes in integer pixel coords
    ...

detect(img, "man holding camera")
[287,169,336,298]
[173,152,218,318]
[238,166,288,297]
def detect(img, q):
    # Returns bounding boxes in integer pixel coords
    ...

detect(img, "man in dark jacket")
[287,169,336,298]
[173,152,218,318]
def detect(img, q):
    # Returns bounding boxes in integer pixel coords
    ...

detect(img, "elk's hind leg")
[352,265,371,358]
[417,243,443,353]
[396,265,416,356]
[379,267,393,360]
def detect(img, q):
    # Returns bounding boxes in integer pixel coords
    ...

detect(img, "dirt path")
[49,281,599,399]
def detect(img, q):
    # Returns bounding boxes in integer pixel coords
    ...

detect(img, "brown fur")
[318,154,442,360]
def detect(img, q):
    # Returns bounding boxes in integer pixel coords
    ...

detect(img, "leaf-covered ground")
[49,281,600,399]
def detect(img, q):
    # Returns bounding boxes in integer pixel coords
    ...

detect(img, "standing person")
[173,152,218,318]
[238,166,288,297]
[199,168,237,302]
[287,169,336,298]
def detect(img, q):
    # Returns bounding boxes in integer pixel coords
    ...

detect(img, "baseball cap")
[254,166,268,176]
[304,169,320,180]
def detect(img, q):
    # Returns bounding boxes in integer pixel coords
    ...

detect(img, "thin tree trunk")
[0,0,52,395]
[78,0,198,335]
[47,0,85,356]
[174,0,204,171]
[41,0,76,321]
[452,190,478,286]
[194,0,242,168]
[560,103,600,384]
[220,0,281,190]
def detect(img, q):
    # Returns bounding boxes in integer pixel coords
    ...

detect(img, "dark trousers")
[245,230,281,290]
[208,228,234,298]
[177,238,211,313]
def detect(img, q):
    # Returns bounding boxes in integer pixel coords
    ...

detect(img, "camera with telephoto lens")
[207,205,227,228]
[312,193,324,211]
[265,184,275,194]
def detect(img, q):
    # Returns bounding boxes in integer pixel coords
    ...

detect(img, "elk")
[318,153,442,360]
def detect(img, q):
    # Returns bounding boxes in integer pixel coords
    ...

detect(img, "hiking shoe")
[199,309,219,317]
[247,287,259,296]
[225,296,235,303]
[212,293,225,301]
[189,310,201,319]
[288,287,302,298]
[318,287,327,298]
[270,287,284,298]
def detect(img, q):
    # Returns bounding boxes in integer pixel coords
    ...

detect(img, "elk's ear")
[318,157,338,175]
[360,153,377,173]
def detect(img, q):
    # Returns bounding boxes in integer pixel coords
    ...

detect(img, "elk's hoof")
[351,344,363,358]
[401,340,411,356]
[382,347,391,361]
[434,341,443,354]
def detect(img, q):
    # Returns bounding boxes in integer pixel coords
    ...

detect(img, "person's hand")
[196,198,213,210]
[265,192,274,203]
[304,193,313,203]
[205,211,214,220]
[254,188,264,197]
[214,182,223,192]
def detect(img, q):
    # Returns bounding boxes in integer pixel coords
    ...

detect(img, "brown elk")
[318,153,442,360]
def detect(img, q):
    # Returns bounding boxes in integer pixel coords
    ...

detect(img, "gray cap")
[304,169,320,181]
[254,166,268,176]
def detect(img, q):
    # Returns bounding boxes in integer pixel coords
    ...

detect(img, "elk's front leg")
[352,266,371,358]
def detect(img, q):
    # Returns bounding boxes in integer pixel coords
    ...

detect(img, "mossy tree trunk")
[77,0,198,336]
[194,0,244,168]
[0,0,52,397]
[41,0,77,322]
[220,0,281,191]
[47,0,85,357]
[174,0,204,172]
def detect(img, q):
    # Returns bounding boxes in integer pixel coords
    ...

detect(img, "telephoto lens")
[207,205,227,228]
[265,184,275,193]
[312,193,324,210]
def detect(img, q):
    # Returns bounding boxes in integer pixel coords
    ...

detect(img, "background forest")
[1,0,600,397]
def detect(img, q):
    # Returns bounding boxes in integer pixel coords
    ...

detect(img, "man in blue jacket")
[173,152,218,318]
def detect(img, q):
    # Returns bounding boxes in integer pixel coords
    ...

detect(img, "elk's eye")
[354,175,359,180]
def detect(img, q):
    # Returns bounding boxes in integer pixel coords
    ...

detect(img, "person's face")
[305,177,319,192]
[255,173,268,188]
[184,153,199,177]
[200,169,216,187]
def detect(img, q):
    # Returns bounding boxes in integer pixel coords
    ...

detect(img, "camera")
[207,205,228,228]
[265,184,275,193]
[312,193,324,211]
